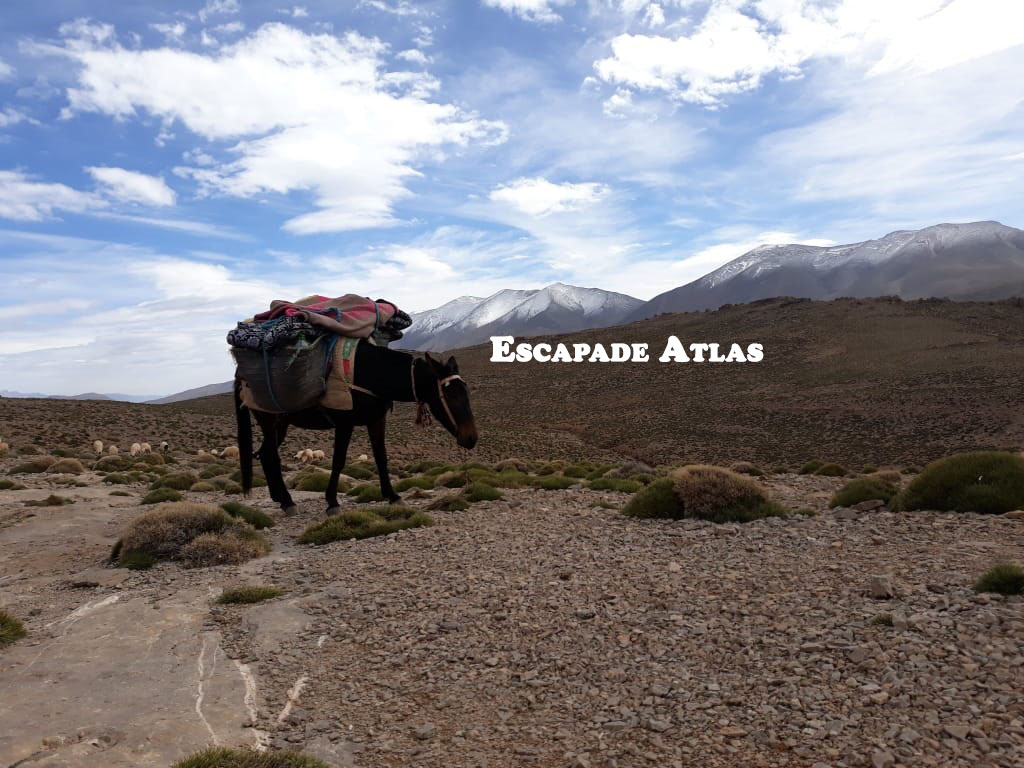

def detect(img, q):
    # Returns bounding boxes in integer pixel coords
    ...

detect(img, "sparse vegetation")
[93,455,131,472]
[151,472,199,491]
[142,487,183,504]
[0,611,27,647]
[973,561,1024,595]
[24,494,73,507]
[352,484,384,503]
[114,502,270,568]
[190,481,217,492]
[831,477,898,508]
[171,747,331,768]
[621,478,681,519]
[220,501,275,529]
[109,490,132,497]
[870,612,894,626]
[294,470,332,492]
[799,460,824,475]
[814,463,847,477]
[624,466,785,523]
[428,494,471,512]
[11,456,57,474]
[0,479,26,490]
[589,477,643,493]
[729,461,764,476]
[395,475,435,491]
[47,458,85,474]
[299,506,433,545]
[527,474,577,490]
[435,470,468,488]
[342,464,374,480]
[898,451,1024,514]
[217,585,284,604]
[103,473,131,485]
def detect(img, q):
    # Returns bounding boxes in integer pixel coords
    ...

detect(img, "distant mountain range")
[0,390,160,403]
[400,282,644,352]
[630,220,1024,320]
[145,382,235,404]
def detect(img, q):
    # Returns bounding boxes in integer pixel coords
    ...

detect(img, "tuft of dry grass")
[171,747,331,768]
[299,506,433,545]
[898,451,1024,515]
[0,610,27,647]
[669,465,786,523]
[142,487,183,504]
[47,458,85,474]
[217,585,284,604]
[24,494,73,507]
[11,456,57,474]
[973,561,1024,595]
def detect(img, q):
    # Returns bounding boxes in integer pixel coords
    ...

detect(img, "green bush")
[299,506,433,545]
[729,461,764,476]
[171,747,331,768]
[220,501,275,529]
[814,463,847,477]
[352,484,384,503]
[94,455,132,472]
[151,472,199,491]
[898,451,1024,514]
[295,471,332,492]
[0,611,27,647]
[527,474,577,490]
[142,487,183,505]
[464,482,502,502]
[408,460,443,473]
[342,464,374,480]
[434,471,468,488]
[563,464,592,478]
[120,551,158,570]
[622,478,682,519]
[24,494,72,507]
[11,456,56,474]
[671,466,786,523]
[493,458,529,473]
[47,458,85,474]
[395,475,435,491]
[830,477,897,508]
[222,481,244,495]
[974,562,1024,595]
[589,477,643,493]
[217,586,284,604]
[799,460,824,475]
[0,479,26,490]
[109,490,132,497]
[190,482,217,492]
[199,464,231,479]
[229,469,266,487]
[103,473,131,485]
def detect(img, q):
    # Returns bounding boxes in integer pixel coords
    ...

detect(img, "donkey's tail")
[234,377,254,496]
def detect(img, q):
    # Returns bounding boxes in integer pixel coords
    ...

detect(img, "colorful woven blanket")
[251,294,407,340]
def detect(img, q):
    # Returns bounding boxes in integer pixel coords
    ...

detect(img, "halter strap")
[436,374,462,430]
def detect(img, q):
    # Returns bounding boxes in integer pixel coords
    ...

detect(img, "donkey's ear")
[446,356,459,373]
[423,353,443,372]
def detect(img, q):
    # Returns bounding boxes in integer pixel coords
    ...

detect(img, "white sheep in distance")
[294,448,315,464]
[108,445,119,455]
[159,441,169,453]
[209,448,221,457]
[93,440,104,454]
[130,443,142,457]
[311,450,326,462]
[140,442,152,454]
[222,445,240,460]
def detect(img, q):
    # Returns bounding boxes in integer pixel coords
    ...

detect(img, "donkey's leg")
[325,419,354,515]
[258,420,296,515]
[367,416,400,503]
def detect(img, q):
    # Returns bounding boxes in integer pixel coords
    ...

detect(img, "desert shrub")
[898,451,1024,515]
[47,458,85,474]
[590,477,643,493]
[974,562,1024,596]
[671,465,785,523]
[423,463,457,476]
[428,494,471,512]
[793,507,816,517]
[137,452,166,465]
[861,465,878,474]
[770,466,790,474]
[0,611,27,647]
[295,471,331,492]
[464,482,502,502]
[408,460,443,474]
[488,470,529,488]
[17,445,39,455]
[24,494,72,507]
[563,464,592,478]
[109,490,132,497]
[610,461,655,478]
[351,484,384,503]
[729,461,763,477]
[395,475,435,491]
[93,455,131,472]
[190,481,217,492]
[217,586,284,604]
[0,446,8,459]
[103,473,131,485]
[814,463,847,477]
[868,470,903,486]
[527,474,577,490]
[172,747,330,768]
[229,469,266,487]
[194,453,220,464]
[200,464,230,479]
[493,458,529,472]
[0,479,26,490]
[830,477,898,508]
[535,461,566,476]
[799,460,824,475]
[342,464,374,480]
[222,481,244,495]
[902,466,919,475]
[11,456,56,474]
[870,612,894,626]
[151,472,199,491]
[120,551,158,570]
[435,471,468,488]
[220,501,275,529]
[299,505,433,545]
[142,488,183,504]
[622,478,682,519]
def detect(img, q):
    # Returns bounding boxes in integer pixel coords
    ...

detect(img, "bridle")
[411,358,464,430]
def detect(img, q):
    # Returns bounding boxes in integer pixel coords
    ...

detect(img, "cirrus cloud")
[87,166,177,206]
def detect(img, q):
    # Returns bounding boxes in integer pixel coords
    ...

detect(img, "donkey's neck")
[353,341,418,402]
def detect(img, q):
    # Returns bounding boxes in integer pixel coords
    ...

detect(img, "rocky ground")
[1,470,1023,768]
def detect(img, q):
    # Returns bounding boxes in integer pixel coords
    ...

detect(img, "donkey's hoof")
[386,494,402,504]
[325,506,341,517]
[282,505,298,517]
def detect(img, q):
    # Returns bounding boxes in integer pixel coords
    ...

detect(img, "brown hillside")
[1,297,1022,467]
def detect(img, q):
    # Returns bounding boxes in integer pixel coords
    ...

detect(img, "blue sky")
[1,0,1022,395]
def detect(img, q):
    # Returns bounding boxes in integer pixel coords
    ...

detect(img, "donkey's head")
[422,353,478,450]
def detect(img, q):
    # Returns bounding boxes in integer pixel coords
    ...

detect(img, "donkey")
[234,339,477,515]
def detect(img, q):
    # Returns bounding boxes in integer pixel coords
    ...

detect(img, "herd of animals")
[76,439,335,465]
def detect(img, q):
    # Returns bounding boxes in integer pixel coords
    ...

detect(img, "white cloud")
[594,0,1024,106]
[87,166,177,206]
[211,21,246,35]
[0,170,103,221]
[361,1,422,16]
[0,57,13,80]
[483,0,574,24]
[92,212,247,239]
[397,48,430,65]
[150,21,187,43]
[199,0,241,23]
[490,177,609,217]
[55,23,506,234]
[0,108,35,128]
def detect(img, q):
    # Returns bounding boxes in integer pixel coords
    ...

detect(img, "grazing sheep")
[159,441,169,453]
[108,445,119,455]
[311,450,326,461]
[140,442,152,454]
[197,449,207,457]
[296,448,315,464]
[357,453,368,462]
[130,443,142,457]
[93,440,104,454]
[222,445,239,460]
[209,448,221,458]
[0,441,9,453]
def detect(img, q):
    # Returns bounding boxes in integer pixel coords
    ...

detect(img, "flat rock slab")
[0,588,263,767]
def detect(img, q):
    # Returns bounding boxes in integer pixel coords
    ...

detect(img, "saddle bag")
[232,335,331,413]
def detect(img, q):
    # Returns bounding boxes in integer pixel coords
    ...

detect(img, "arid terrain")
[1,298,1023,768]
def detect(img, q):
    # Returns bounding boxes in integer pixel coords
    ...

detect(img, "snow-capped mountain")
[402,283,644,351]
[631,221,1024,320]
